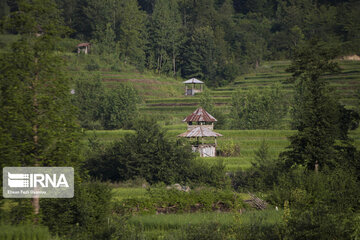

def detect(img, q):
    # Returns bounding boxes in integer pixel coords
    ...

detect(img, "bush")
[100,85,139,129]
[86,59,100,71]
[230,84,288,129]
[7,199,35,225]
[269,168,360,239]
[41,181,113,240]
[113,186,244,215]
[86,118,227,186]
[218,140,241,157]
[73,76,139,130]
[231,140,279,191]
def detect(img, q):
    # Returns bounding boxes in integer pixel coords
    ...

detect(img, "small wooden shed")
[77,43,91,54]
[183,78,204,96]
[178,108,222,157]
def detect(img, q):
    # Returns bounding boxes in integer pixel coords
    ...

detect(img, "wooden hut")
[178,108,222,157]
[183,78,204,96]
[77,43,91,54]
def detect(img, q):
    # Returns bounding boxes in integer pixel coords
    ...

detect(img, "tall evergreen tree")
[0,0,81,214]
[149,0,182,75]
[117,0,147,69]
[281,40,341,170]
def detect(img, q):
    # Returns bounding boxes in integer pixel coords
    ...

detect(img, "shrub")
[218,140,241,157]
[269,168,360,239]
[231,140,279,191]
[41,181,113,240]
[86,118,226,186]
[86,59,100,71]
[230,84,288,129]
[73,76,139,130]
[100,85,139,130]
[113,186,244,215]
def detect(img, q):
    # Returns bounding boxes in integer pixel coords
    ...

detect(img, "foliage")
[269,167,360,239]
[113,186,244,215]
[148,0,182,75]
[281,39,359,170]
[73,76,139,130]
[117,0,147,70]
[0,224,52,240]
[218,140,241,157]
[230,84,288,129]
[3,0,360,83]
[0,0,82,173]
[231,140,279,192]
[125,210,283,240]
[100,84,139,129]
[73,75,104,129]
[86,117,227,186]
[41,181,113,240]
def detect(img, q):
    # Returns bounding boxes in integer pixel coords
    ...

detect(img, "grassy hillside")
[112,59,359,124]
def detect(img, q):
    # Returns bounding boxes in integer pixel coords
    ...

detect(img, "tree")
[230,84,287,129]
[0,0,82,215]
[281,39,342,170]
[86,117,196,184]
[73,74,105,129]
[100,84,139,130]
[181,26,218,84]
[83,0,114,40]
[199,89,215,115]
[149,0,183,75]
[117,0,147,69]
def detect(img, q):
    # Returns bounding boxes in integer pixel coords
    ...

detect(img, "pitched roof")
[183,78,204,84]
[183,108,217,122]
[77,42,91,47]
[178,126,223,138]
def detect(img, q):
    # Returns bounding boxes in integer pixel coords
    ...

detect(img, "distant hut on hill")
[183,78,204,96]
[178,107,222,157]
[77,43,91,54]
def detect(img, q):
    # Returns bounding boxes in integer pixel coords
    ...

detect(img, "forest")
[2,0,360,86]
[0,0,360,239]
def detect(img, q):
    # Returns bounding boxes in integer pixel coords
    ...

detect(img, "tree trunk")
[32,58,40,217]
[173,53,176,76]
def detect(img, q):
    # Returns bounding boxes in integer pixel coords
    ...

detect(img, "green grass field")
[85,127,360,171]
[125,209,282,238]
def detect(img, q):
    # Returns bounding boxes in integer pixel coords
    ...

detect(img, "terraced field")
[85,127,360,172]
[82,60,360,171]
[132,60,360,123]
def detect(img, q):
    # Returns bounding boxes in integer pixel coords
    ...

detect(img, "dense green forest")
[0,0,360,239]
[2,0,360,86]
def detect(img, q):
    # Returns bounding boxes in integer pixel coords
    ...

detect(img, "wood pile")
[244,192,268,210]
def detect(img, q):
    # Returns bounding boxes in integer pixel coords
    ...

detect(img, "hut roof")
[77,42,91,47]
[183,78,204,84]
[178,126,223,138]
[183,108,217,122]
